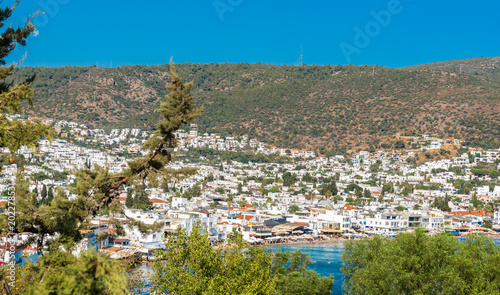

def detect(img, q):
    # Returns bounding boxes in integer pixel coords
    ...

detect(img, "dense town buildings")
[1,118,500,261]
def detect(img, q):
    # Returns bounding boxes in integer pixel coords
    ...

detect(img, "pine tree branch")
[87,144,163,216]
[2,276,12,295]
[38,266,50,284]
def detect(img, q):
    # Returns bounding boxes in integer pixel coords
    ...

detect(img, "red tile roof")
[112,238,129,243]
[235,214,254,221]
[451,210,494,217]
[149,198,168,203]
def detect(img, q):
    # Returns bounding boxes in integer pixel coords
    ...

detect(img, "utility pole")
[299,43,303,66]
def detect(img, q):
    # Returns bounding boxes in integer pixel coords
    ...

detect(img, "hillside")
[12,59,500,153]
[404,56,500,81]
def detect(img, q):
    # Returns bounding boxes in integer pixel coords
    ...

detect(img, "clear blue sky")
[6,0,499,68]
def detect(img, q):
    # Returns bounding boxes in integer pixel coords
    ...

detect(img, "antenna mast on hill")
[299,43,303,66]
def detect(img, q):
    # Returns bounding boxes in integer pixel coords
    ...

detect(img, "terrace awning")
[322,228,342,233]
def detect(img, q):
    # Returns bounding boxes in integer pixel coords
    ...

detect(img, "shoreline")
[257,238,355,248]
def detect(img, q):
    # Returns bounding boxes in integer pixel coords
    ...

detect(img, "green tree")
[41,184,47,200]
[301,172,316,183]
[46,186,54,204]
[395,205,406,211]
[130,190,152,210]
[354,186,363,198]
[237,198,248,207]
[14,173,87,255]
[381,182,394,195]
[288,204,300,213]
[31,186,39,207]
[320,181,338,197]
[191,184,202,197]
[282,172,297,187]
[369,161,381,172]
[152,223,276,294]
[342,229,500,294]
[32,171,49,182]
[484,203,494,213]
[333,195,344,204]
[181,189,192,200]
[207,173,214,182]
[481,220,492,229]
[394,140,405,149]
[125,188,134,208]
[22,250,129,295]
[345,183,362,194]
[471,193,484,209]
[3,61,200,294]
[432,195,451,212]
[271,250,333,295]
[0,4,52,170]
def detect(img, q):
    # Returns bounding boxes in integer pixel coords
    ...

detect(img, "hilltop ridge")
[12,57,500,152]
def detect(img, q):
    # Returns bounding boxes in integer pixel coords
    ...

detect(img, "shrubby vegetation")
[186,147,292,164]
[152,223,333,295]
[471,162,500,178]
[12,57,500,151]
[0,11,201,290]
[342,229,500,294]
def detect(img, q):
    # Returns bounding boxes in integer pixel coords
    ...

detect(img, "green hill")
[403,56,500,81]
[12,59,500,152]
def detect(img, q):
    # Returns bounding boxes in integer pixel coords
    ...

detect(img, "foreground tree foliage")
[152,223,333,295]
[271,250,334,295]
[0,3,329,294]
[342,229,500,295]
[0,3,51,164]
[11,250,129,295]
[0,3,200,291]
[152,223,277,295]
[1,61,200,294]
